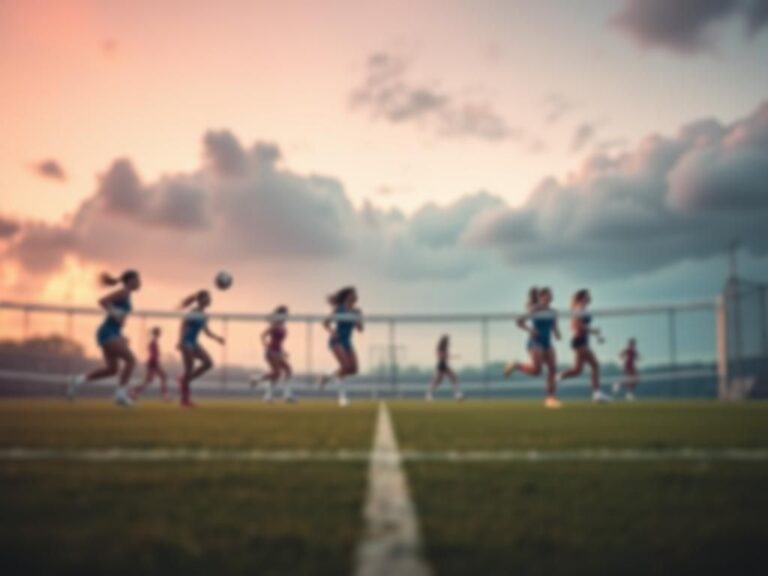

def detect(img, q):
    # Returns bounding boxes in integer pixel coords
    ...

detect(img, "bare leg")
[543,350,557,397]
[559,352,585,380]
[584,350,600,391]
[86,345,120,381]
[156,366,169,397]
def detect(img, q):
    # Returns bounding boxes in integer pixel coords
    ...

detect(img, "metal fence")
[0,296,725,399]
[719,279,768,399]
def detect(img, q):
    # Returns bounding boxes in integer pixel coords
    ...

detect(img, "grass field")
[1,398,768,575]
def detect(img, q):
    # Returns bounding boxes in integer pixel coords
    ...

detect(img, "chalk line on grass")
[354,402,432,576]
[1,447,767,463]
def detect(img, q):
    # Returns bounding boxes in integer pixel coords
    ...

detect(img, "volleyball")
[215,271,233,290]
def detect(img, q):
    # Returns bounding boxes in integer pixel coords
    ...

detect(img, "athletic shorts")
[571,335,589,350]
[527,337,552,351]
[265,349,285,362]
[329,336,353,352]
[96,322,122,347]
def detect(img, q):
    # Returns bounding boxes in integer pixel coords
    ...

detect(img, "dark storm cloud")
[0,217,20,239]
[5,130,491,280]
[31,159,66,181]
[466,100,768,277]
[7,223,74,274]
[613,0,768,53]
[350,52,519,142]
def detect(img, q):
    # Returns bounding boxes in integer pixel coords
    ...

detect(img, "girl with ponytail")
[177,290,225,408]
[318,286,363,407]
[250,305,295,403]
[68,270,142,406]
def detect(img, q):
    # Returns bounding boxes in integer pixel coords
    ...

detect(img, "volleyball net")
[6,287,764,400]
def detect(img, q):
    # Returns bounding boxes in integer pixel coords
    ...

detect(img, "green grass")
[0,461,366,576]
[390,401,768,576]
[408,461,768,576]
[2,399,768,575]
[0,399,376,449]
[390,400,768,450]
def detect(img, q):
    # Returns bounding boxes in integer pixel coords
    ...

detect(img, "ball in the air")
[215,271,233,290]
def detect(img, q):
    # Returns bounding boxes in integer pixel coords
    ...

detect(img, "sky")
[1,0,768,366]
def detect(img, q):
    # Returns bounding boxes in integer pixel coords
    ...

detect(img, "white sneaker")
[454,391,465,402]
[592,390,611,403]
[284,394,298,404]
[114,388,134,407]
[68,374,85,401]
[338,393,350,407]
[626,392,636,401]
[263,389,274,403]
[425,391,434,402]
[612,381,621,395]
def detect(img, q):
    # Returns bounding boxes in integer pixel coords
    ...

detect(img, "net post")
[716,295,729,400]
[388,320,398,398]
[668,308,677,368]
[481,318,489,397]
[65,309,74,340]
[221,317,229,388]
[22,307,29,340]
[760,286,768,356]
[305,320,313,387]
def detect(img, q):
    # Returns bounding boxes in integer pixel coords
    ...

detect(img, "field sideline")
[1,398,767,575]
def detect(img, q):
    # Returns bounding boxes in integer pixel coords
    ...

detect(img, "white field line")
[354,403,432,576]
[1,447,768,463]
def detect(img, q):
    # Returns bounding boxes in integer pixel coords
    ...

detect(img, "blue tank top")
[335,306,356,342]
[183,311,207,345]
[104,296,132,330]
[532,314,555,347]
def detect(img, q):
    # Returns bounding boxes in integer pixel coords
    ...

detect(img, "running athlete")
[558,289,611,402]
[318,286,363,407]
[616,338,639,401]
[177,290,225,408]
[426,335,463,401]
[68,270,141,406]
[130,327,169,401]
[503,287,562,408]
[250,306,295,403]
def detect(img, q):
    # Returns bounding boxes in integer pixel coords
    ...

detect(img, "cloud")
[2,130,500,286]
[350,52,519,142]
[466,100,768,276]
[613,0,768,53]
[31,159,66,181]
[0,217,20,240]
[5,101,768,291]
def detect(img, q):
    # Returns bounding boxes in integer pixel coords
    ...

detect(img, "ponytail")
[527,286,539,309]
[572,289,589,308]
[329,286,356,307]
[180,290,208,309]
[101,269,139,287]
[100,272,121,286]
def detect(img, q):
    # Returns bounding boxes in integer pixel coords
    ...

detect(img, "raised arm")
[204,324,225,345]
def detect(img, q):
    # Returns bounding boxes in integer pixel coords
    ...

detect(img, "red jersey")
[147,339,160,366]
[622,348,637,372]
[267,324,287,352]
